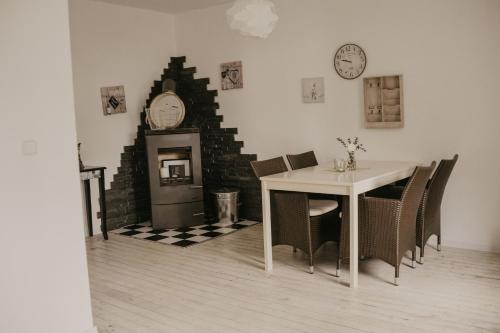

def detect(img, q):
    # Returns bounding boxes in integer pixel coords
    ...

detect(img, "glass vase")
[347,151,356,170]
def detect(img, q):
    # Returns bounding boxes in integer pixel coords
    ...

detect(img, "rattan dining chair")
[286,151,318,170]
[417,154,458,262]
[286,151,343,274]
[356,162,436,285]
[250,156,341,275]
[369,155,458,263]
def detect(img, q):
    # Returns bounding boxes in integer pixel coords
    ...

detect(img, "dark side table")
[80,166,108,240]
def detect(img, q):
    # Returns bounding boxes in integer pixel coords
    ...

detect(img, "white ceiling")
[94,0,233,13]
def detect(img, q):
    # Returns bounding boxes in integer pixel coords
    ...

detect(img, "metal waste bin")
[211,188,240,223]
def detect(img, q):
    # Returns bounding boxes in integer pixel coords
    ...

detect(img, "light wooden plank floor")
[87,224,500,333]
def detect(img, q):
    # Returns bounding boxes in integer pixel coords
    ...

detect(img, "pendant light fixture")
[226,0,279,39]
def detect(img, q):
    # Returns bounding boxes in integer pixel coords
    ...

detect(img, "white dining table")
[259,160,417,288]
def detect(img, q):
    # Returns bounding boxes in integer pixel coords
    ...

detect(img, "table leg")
[349,189,358,288]
[261,184,272,272]
[83,179,93,237]
[98,170,108,240]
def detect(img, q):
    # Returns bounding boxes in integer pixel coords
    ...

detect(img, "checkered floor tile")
[110,220,259,247]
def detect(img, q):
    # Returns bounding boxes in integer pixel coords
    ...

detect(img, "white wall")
[0,1,95,332]
[70,0,176,234]
[175,0,500,252]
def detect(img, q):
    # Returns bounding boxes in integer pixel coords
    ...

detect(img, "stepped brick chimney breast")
[102,57,262,230]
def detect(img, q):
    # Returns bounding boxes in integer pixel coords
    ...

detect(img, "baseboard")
[81,325,98,333]
[443,239,500,254]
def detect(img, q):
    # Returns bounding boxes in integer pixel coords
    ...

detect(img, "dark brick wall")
[101,121,151,229]
[103,56,262,230]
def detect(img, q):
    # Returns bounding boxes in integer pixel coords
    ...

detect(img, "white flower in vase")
[336,137,367,171]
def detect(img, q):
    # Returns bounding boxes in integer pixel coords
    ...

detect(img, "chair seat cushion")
[309,199,339,217]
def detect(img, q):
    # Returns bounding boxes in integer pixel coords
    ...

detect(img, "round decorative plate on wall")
[333,43,367,80]
[147,91,186,129]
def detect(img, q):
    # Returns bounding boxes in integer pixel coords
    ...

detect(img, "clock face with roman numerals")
[333,44,367,80]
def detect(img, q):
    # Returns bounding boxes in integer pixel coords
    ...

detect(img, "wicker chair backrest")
[400,162,436,230]
[424,154,458,221]
[286,151,318,170]
[250,156,288,178]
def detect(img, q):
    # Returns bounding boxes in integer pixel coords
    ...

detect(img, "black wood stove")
[145,128,204,229]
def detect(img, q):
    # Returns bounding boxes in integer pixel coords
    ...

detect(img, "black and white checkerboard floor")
[110,220,259,247]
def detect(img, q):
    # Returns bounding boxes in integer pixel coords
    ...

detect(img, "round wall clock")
[147,91,185,129]
[333,43,367,80]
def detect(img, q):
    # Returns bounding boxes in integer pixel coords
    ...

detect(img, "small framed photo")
[161,159,191,178]
[302,77,325,103]
[100,85,127,115]
[221,61,243,90]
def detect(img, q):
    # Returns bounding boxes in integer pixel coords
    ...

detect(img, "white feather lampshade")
[226,0,279,38]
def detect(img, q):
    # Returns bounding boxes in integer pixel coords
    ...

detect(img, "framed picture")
[302,77,325,103]
[221,61,243,90]
[161,159,191,178]
[100,85,127,115]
